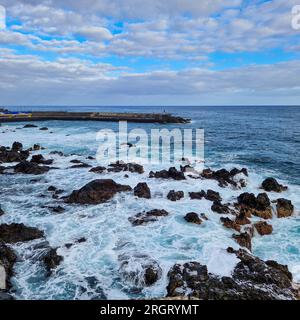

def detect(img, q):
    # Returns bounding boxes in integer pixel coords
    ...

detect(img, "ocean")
[0,105,299,299]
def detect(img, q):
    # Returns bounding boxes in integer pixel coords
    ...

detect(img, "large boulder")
[0,223,44,243]
[166,248,296,300]
[119,253,162,287]
[184,212,202,225]
[89,166,106,174]
[211,201,231,214]
[233,232,252,251]
[262,178,287,193]
[254,221,273,236]
[237,192,272,219]
[14,161,51,175]
[108,161,144,174]
[276,198,294,218]
[134,183,151,199]
[0,145,29,163]
[31,154,54,165]
[167,190,184,201]
[149,167,186,180]
[11,142,23,152]
[43,248,63,276]
[64,179,132,205]
[129,209,169,226]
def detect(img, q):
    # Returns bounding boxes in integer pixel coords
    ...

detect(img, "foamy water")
[0,118,299,299]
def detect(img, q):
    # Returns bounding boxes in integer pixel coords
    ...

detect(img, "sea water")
[0,105,299,299]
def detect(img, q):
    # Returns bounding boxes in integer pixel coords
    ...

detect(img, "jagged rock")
[237,192,272,219]
[201,167,248,187]
[69,162,92,169]
[43,248,63,275]
[254,221,273,235]
[129,209,169,226]
[23,124,38,128]
[11,142,23,152]
[0,243,17,290]
[65,237,87,249]
[211,201,230,214]
[166,248,297,300]
[205,190,222,202]
[70,159,82,164]
[89,166,106,173]
[134,183,151,199]
[14,161,51,175]
[64,179,132,205]
[149,167,186,180]
[233,232,252,251]
[184,212,202,225]
[0,145,29,163]
[0,223,44,243]
[119,253,162,287]
[189,191,206,200]
[220,217,241,232]
[0,206,4,216]
[108,161,144,174]
[262,178,287,193]
[235,212,251,225]
[167,190,184,201]
[48,186,57,192]
[276,198,294,218]
[31,154,53,165]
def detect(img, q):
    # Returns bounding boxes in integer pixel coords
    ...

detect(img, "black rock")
[134,183,151,199]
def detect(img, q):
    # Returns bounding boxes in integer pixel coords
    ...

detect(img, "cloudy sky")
[0,0,300,106]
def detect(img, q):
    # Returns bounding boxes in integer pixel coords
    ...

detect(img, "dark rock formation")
[254,221,273,235]
[201,167,248,187]
[262,178,287,193]
[149,167,186,180]
[0,144,29,163]
[89,166,106,173]
[23,124,38,128]
[119,253,162,287]
[129,209,169,226]
[184,212,202,225]
[167,190,184,201]
[211,201,231,214]
[220,217,241,232]
[189,191,206,200]
[205,190,222,202]
[0,243,17,290]
[0,223,44,243]
[11,142,23,152]
[39,127,48,131]
[233,232,252,251]
[108,161,144,174]
[0,206,4,216]
[276,198,294,218]
[69,162,92,169]
[64,179,132,205]
[14,161,51,175]
[166,248,297,300]
[49,151,64,157]
[43,248,63,276]
[237,192,272,219]
[31,154,53,165]
[134,183,151,199]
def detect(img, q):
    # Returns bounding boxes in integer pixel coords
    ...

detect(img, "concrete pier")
[0,111,190,124]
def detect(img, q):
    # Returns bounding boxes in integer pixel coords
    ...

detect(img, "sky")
[0,0,300,106]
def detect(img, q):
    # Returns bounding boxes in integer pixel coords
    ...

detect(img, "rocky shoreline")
[0,134,299,300]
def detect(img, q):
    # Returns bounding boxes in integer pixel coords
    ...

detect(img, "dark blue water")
[8,105,300,185]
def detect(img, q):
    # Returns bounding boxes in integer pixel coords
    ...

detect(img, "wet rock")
[0,243,17,290]
[276,198,294,218]
[65,237,87,249]
[43,248,63,275]
[254,221,273,236]
[0,206,4,216]
[149,167,186,180]
[11,142,23,152]
[108,161,144,174]
[47,186,57,192]
[167,190,184,201]
[70,159,82,164]
[14,161,51,175]
[233,232,252,251]
[211,201,230,214]
[0,145,29,163]
[235,212,251,225]
[201,167,248,187]
[69,162,92,169]
[200,213,208,221]
[237,192,272,219]
[31,154,53,165]
[86,156,95,160]
[0,223,44,243]
[184,212,202,225]
[31,144,42,151]
[39,127,48,131]
[205,190,222,202]
[64,179,132,205]
[23,124,38,128]
[119,253,162,287]
[49,151,64,157]
[262,178,287,193]
[220,217,241,232]
[166,248,297,300]
[89,166,106,173]
[189,191,205,200]
[134,183,151,199]
[129,209,169,226]
[48,206,65,214]
[0,292,14,300]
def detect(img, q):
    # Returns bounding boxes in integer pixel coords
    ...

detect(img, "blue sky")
[0,0,300,106]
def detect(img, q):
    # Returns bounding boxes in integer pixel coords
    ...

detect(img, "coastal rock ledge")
[166,248,297,300]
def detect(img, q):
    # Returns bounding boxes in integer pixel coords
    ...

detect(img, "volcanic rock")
[262,178,287,193]
[0,223,44,243]
[134,183,151,199]
[276,198,294,218]
[184,212,202,225]
[167,190,184,201]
